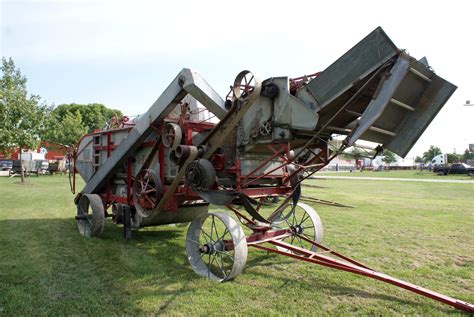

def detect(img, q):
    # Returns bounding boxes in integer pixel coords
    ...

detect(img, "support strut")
[250,233,474,313]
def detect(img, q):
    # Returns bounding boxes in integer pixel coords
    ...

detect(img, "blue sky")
[1,0,473,157]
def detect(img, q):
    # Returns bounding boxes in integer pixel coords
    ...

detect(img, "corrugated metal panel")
[304,27,398,108]
[386,74,457,157]
[302,26,456,157]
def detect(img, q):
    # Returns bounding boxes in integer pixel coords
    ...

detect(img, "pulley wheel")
[132,169,163,218]
[76,194,105,237]
[186,212,248,282]
[162,123,182,150]
[275,202,323,253]
[232,70,261,102]
[185,159,216,191]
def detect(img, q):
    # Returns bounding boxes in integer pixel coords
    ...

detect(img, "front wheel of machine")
[275,202,323,253]
[76,194,105,237]
[186,212,247,282]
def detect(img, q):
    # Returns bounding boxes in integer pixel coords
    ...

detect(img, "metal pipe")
[409,67,432,82]
[390,98,415,111]
[368,126,397,136]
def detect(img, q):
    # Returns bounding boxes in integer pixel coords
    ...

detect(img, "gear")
[259,121,272,136]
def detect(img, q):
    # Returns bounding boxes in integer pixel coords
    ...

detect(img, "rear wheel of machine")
[276,202,323,253]
[76,194,105,237]
[186,212,247,282]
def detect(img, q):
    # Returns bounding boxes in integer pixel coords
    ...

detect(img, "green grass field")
[0,175,473,315]
[319,169,473,180]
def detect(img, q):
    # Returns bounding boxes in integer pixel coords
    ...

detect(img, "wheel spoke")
[144,194,156,205]
[186,238,201,245]
[213,217,220,243]
[192,252,205,267]
[198,227,212,244]
[296,236,305,249]
[210,215,216,242]
[299,212,310,226]
[139,179,146,192]
[248,75,254,85]
[144,175,150,191]
[218,226,229,242]
[216,253,227,279]
[215,249,234,262]
[207,254,211,278]
[210,253,217,273]
[144,188,157,195]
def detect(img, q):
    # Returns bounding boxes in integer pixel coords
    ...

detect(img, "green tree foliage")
[52,103,122,133]
[422,145,442,163]
[446,153,461,163]
[462,149,474,162]
[43,103,123,146]
[0,57,49,182]
[43,110,87,147]
[381,150,397,164]
[341,147,365,160]
[414,156,424,163]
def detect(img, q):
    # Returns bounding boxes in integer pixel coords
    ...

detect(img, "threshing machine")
[71,27,473,313]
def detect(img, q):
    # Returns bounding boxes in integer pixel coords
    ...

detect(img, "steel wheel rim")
[76,194,105,237]
[186,212,247,281]
[277,202,323,253]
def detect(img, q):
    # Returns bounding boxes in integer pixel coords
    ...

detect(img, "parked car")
[433,163,474,175]
[0,160,13,171]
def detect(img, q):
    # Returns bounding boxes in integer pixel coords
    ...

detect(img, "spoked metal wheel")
[232,70,261,102]
[132,169,163,217]
[186,212,248,282]
[76,194,105,237]
[276,202,323,253]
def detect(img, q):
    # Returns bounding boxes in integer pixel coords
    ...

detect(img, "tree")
[51,103,122,133]
[341,147,365,160]
[42,103,123,147]
[446,153,461,163]
[43,110,88,147]
[462,149,474,162]
[422,145,442,163]
[382,150,397,165]
[0,57,49,183]
[415,156,424,163]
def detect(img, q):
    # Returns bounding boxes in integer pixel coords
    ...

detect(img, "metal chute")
[299,26,457,157]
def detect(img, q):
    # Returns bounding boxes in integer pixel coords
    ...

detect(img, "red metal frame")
[73,115,302,211]
[71,109,474,314]
[238,227,474,313]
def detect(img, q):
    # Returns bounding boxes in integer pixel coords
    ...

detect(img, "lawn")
[319,169,473,180]
[0,175,473,315]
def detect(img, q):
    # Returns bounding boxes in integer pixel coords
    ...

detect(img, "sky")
[1,0,473,158]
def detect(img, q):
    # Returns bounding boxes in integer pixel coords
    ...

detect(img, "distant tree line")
[340,147,397,164]
[343,144,473,166]
[415,145,474,164]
